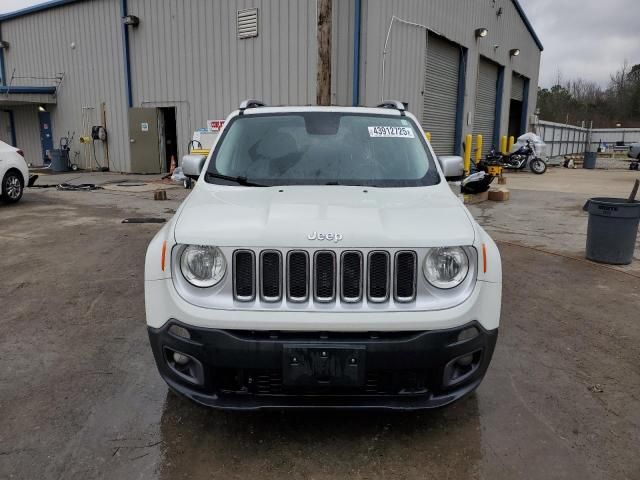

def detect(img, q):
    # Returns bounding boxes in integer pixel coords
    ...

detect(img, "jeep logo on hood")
[307,231,343,243]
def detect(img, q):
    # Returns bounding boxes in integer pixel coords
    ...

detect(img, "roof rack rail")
[376,100,406,115]
[239,99,266,113]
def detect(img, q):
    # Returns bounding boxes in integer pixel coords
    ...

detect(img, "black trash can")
[583,151,597,169]
[50,149,69,172]
[584,197,640,264]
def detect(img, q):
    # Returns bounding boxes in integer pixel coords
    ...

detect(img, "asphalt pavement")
[1,171,639,479]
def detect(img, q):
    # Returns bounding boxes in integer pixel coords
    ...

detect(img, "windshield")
[206,112,440,187]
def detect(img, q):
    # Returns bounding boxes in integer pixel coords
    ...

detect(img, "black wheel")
[2,170,24,203]
[71,163,79,171]
[530,158,547,174]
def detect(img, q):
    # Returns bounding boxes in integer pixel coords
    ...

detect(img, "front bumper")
[148,320,498,410]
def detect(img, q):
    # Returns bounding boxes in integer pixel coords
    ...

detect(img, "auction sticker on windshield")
[368,126,415,138]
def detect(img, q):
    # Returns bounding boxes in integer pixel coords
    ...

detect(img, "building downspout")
[352,0,361,106]
[120,0,133,108]
[493,65,505,149]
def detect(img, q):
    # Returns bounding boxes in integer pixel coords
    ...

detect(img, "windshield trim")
[205,111,441,188]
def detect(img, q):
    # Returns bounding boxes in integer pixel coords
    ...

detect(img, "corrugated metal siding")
[332,0,355,105]
[360,0,541,141]
[1,0,129,171]
[380,16,424,115]
[474,57,498,156]
[12,106,42,166]
[511,74,524,101]
[127,0,317,165]
[0,0,542,171]
[0,111,11,144]
[421,34,460,155]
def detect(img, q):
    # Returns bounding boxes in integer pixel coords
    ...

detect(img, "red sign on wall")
[207,120,225,132]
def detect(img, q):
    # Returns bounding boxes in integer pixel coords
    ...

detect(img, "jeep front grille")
[233,248,417,304]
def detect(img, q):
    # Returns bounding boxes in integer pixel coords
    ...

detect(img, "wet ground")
[1,180,639,479]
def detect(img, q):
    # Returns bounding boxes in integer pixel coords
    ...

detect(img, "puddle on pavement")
[156,392,482,479]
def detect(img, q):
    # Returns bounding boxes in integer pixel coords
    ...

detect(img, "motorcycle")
[485,139,547,174]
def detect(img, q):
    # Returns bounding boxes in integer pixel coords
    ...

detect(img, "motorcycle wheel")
[530,158,547,174]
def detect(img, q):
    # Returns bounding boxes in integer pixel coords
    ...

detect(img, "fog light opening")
[456,354,474,367]
[173,352,190,366]
[443,350,483,387]
[163,347,204,385]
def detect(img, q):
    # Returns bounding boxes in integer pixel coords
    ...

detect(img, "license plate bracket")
[282,344,366,387]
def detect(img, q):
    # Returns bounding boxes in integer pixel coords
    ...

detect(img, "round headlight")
[180,245,226,288]
[423,247,469,289]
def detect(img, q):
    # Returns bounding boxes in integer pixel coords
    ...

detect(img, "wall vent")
[237,8,258,39]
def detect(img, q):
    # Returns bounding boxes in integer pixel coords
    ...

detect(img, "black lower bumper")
[148,321,498,411]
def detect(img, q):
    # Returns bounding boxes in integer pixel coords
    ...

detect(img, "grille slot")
[394,251,417,302]
[368,251,390,302]
[287,251,309,302]
[341,251,363,302]
[314,251,336,302]
[260,250,282,301]
[233,250,255,301]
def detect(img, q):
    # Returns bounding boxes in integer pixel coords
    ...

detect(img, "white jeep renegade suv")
[145,100,501,410]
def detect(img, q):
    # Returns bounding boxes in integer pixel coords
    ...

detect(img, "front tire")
[2,170,24,203]
[530,158,547,174]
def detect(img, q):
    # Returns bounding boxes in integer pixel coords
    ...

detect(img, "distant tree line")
[537,62,640,128]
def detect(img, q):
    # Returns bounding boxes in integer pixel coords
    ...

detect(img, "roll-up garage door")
[421,34,461,155]
[474,58,499,156]
[511,74,524,101]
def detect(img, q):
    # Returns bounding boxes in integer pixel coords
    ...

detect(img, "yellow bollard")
[500,136,508,155]
[508,136,515,153]
[474,135,483,164]
[463,134,472,175]
[424,131,431,142]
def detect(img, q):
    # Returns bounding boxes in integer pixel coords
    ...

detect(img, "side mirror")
[438,155,464,180]
[182,154,206,180]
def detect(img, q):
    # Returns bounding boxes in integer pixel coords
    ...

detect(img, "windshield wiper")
[205,172,267,187]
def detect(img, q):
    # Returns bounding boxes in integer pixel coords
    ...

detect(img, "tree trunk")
[316,0,332,106]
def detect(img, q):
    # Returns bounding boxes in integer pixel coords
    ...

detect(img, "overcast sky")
[1,0,639,88]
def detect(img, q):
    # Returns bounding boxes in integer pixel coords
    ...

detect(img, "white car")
[0,140,29,204]
[145,100,502,410]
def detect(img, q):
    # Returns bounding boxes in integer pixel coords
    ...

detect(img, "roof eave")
[0,0,85,22]
[511,0,544,51]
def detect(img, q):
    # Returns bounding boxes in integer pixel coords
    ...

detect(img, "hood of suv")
[174,184,475,248]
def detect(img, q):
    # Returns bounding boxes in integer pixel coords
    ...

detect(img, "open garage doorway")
[508,73,529,138]
[159,107,177,173]
[508,99,523,138]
